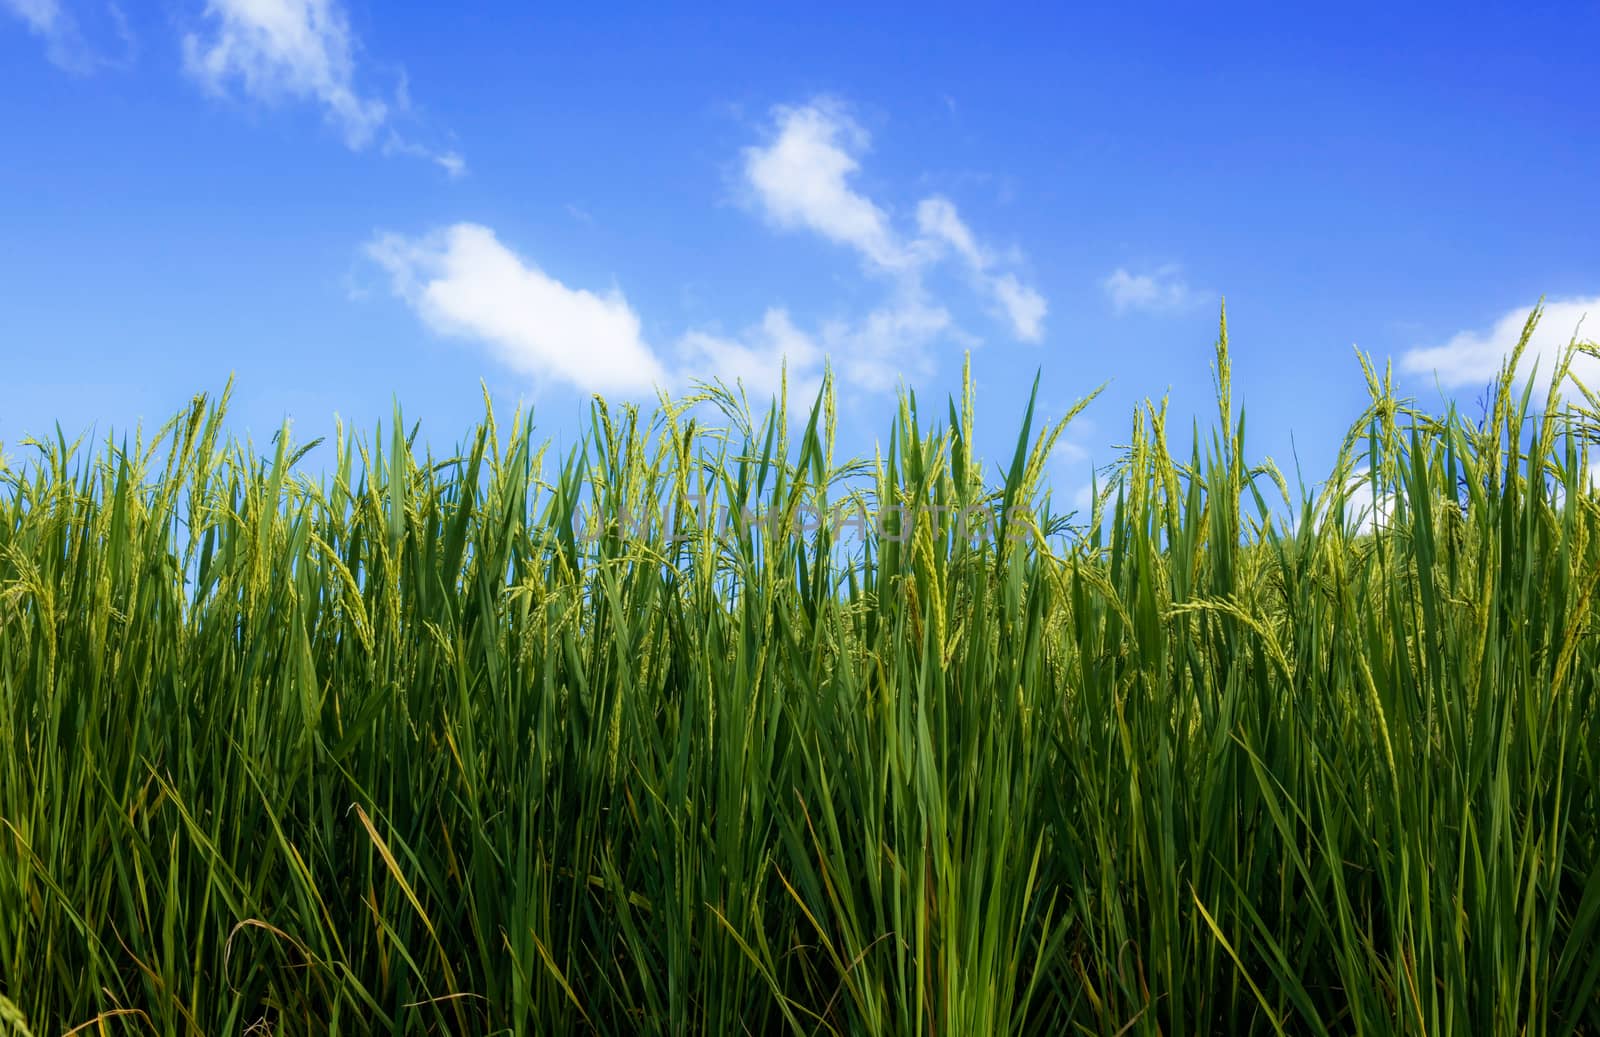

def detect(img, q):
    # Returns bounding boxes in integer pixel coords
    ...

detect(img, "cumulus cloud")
[742,101,910,271]
[1400,297,1600,390]
[367,223,667,395]
[1103,266,1197,313]
[364,99,1049,399]
[741,100,1047,347]
[365,221,962,401]
[183,0,458,169]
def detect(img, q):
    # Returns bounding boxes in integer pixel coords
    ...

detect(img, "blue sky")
[3,1,1598,512]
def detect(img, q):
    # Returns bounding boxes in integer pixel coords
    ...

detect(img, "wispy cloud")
[674,291,956,399]
[917,197,1046,341]
[366,221,953,404]
[988,273,1047,341]
[182,0,459,170]
[183,0,385,148]
[914,195,985,268]
[367,223,667,396]
[1051,415,1097,469]
[382,132,467,178]
[434,151,467,179]
[741,99,1047,350]
[820,294,954,392]
[1103,265,1197,314]
[676,295,954,401]
[679,308,823,403]
[367,98,1048,401]
[2,0,134,73]
[0,0,56,31]
[365,223,920,404]
[1400,296,1600,390]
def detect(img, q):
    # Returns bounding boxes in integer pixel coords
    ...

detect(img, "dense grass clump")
[2,309,1599,1035]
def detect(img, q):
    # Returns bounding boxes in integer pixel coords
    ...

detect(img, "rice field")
[2,310,1598,1034]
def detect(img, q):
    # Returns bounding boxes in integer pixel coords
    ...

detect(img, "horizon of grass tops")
[2,305,1599,1034]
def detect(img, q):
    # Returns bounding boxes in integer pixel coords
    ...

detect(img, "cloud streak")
[368,223,958,403]
[183,0,459,170]
[368,223,667,396]
[183,0,386,148]
[1401,297,1599,390]
[917,197,1046,341]
[742,100,1047,347]
[368,99,1053,401]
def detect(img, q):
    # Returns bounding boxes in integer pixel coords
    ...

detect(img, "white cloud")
[433,151,467,179]
[182,0,458,169]
[1103,266,1196,313]
[675,293,958,401]
[679,308,822,402]
[367,223,668,395]
[671,294,952,398]
[363,222,944,402]
[742,101,910,271]
[184,0,386,148]
[740,99,1046,355]
[1400,297,1600,390]
[988,272,1047,341]
[918,196,1046,341]
[2,0,60,34]
[820,294,953,392]
[1055,439,1090,466]
[916,196,986,268]
[381,132,467,178]
[2,0,132,72]
[1340,469,1394,534]
[1550,461,1600,510]
[364,222,993,414]
[362,99,1050,401]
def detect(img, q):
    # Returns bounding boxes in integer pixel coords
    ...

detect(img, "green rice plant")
[1,306,1597,1034]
